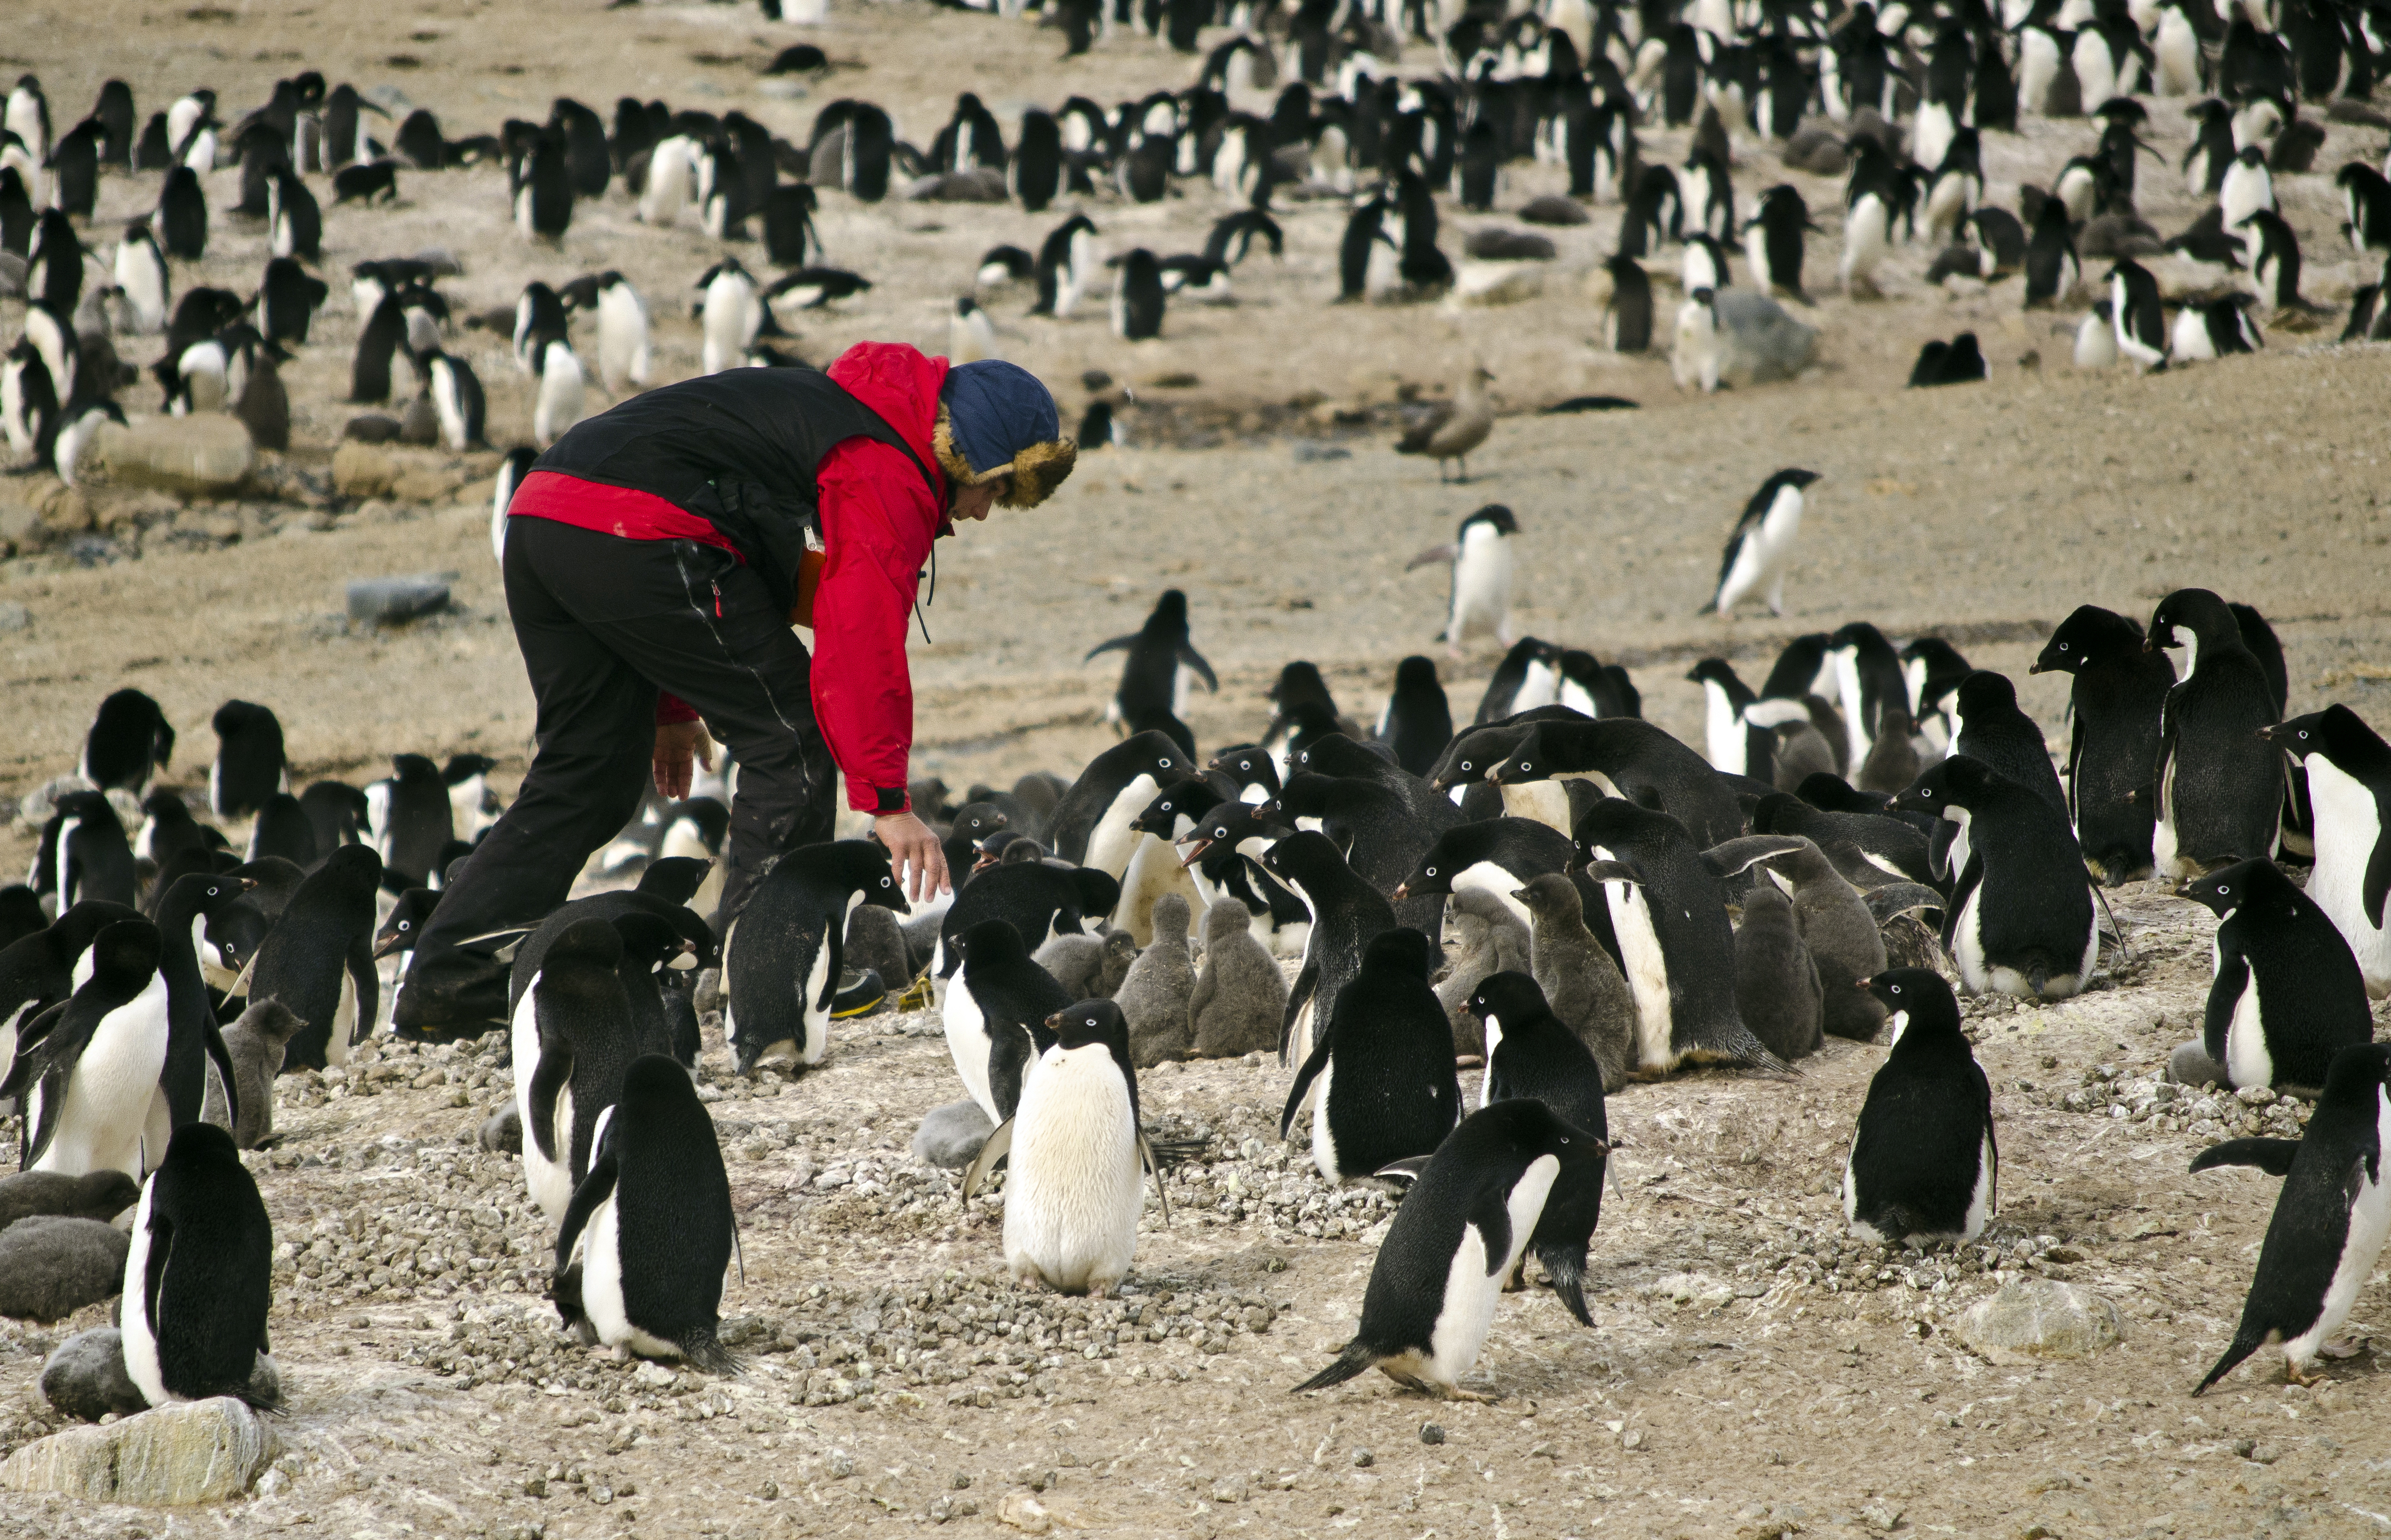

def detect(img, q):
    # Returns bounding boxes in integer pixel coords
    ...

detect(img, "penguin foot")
[2319,1338,2364,1360]
[1436,1384,1495,1403]
[2284,1359,2327,1388]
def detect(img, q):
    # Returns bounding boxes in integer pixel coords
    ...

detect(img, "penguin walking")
[965,999,1170,1296]
[942,919,1067,1122]
[365,754,453,889]
[2148,588,2284,875]
[516,917,642,1222]
[245,845,381,1070]
[723,840,907,1074]
[81,688,174,798]
[2180,859,2372,1095]
[1282,929,1461,1183]
[2189,1043,2391,1394]
[1701,469,1820,617]
[1462,970,1610,1320]
[553,1054,739,1369]
[1376,656,1454,777]
[2264,707,2391,996]
[696,259,764,376]
[1843,969,1995,1244]
[424,351,486,453]
[559,271,651,393]
[1294,1099,1605,1400]
[1895,757,2098,1000]
[1404,505,1518,657]
[121,1122,277,1407]
[10,919,167,1180]
[1110,248,1166,341]
[1084,591,1217,739]
[530,334,586,449]
[2031,606,2175,885]
[2108,259,2170,370]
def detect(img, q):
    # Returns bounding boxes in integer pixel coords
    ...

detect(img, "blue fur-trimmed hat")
[934,360,1077,508]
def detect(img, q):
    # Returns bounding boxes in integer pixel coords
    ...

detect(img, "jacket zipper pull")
[713,580,724,619]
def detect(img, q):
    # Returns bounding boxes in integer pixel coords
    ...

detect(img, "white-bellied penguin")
[723,839,907,1074]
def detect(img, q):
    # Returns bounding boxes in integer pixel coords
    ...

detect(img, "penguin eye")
[2217,884,2230,895]
[1159,758,1173,768]
[1890,984,1902,994]
[881,876,892,887]
[1460,760,1473,771]
[2058,643,2069,652]
[1519,761,1532,771]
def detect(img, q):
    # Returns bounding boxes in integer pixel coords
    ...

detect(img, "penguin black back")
[1844,969,1995,1243]
[2032,606,2174,884]
[129,1122,276,1406]
[2181,859,2371,1093]
[209,700,285,820]
[1282,928,1460,1176]
[1380,656,1454,778]
[247,844,381,1070]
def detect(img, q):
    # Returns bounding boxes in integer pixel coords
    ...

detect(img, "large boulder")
[99,416,255,496]
[1674,289,1818,393]
[1956,1278,2122,1365]
[0,1397,279,1504]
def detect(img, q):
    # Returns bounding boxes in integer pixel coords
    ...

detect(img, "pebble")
[1418,1423,1445,1446]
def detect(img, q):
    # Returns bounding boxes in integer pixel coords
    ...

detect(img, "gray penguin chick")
[1435,888,1532,1055]
[1705,834,1888,1040]
[1188,895,1289,1059]
[41,1327,148,1420]
[1733,884,1825,1062]
[843,904,914,996]
[913,1099,997,1168]
[0,1216,130,1322]
[1513,873,1639,1091]
[207,998,306,1149]
[0,1170,141,1233]
[1114,893,1197,1067]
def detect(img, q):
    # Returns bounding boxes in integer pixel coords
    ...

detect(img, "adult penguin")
[1377,656,1454,777]
[606,909,704,1063]
[2263,707,2391,996]
[1942,669,2065,881]
[208,700,285,821]
[1844,969,1996,1243]
[81,688,174,797]
[9,919,168,1180]
[2189,1043,2391,1395]
[150,870,250,1134]
[553,1054,737,1370]
[365,754,454,891]
[2148,588,2284,875]
[1280,769,1461,936]
[245,844,381,1071]
[1282,929,1460,1183]
[1293,1098,1605,1399]
[1485,716,1744,848]
[723,840,907,1074]
[1260,831,1399,1065]
[34,792,137,911]
[1393,817,1577,933]
[516,917,641,1222]
[154,165,207,260]
[121,1122,277,1408]
[2179,859,2371,1095]
[2031,606,2175,884]
[943,919,1067,1122]
[1602,253,1653,351]
[1703,833,1887,1040]
[1826,622,1906,769]
[1894,757,2097,1000]
[1047,729,1195,874]
[1087,593,1215,744]
[1461,970,1609,1323]
[933,861,1117,989]
[1574,799,1782,1073]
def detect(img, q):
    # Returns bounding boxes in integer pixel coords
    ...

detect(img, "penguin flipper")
[2363,824,2391,932]
[2189,1137,2301,1177]
[527,1032,575,1163]
[1467,1184,1515,1279]
[1178,645,1218,693]
[1373,1155,1432,1184]
[0,1000,66,1099]
[2193,1322,2269,1396]
[202,1015,239,1136]
[551,1145,619,1282]
[1083,633,1140,664]
[1404,542,1457,572]
[1278,958,1318,1065]
[1280,1025,1333,1141]
[2203,943,2247,1067]
[961,1117,1014,1201]
[1581,860,1643,887]
[1699,834,1809,878]
[344,935,377,1061]
[1137,1133,1171,1224]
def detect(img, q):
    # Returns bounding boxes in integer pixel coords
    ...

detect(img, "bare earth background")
[4,0,2391,1533]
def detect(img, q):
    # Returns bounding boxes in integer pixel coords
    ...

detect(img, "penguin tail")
[1537,1243,1594,1328]
[2027,963,2050,998]
[1292,1339,1379,1394]
[2193,1328,2268,1396]
[679,1324,746,1376]
[1696,599,1718,616]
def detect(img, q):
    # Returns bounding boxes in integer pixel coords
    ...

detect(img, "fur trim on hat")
[934,404,1078,509]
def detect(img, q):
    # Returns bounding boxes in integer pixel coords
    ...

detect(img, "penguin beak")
[235,877,258,891]
[1391,882,1412,901]
[370,931,408,960]
[1178,838,1212,868]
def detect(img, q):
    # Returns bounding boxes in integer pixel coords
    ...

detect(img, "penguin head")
[372,886,439,958]
[951,801,1009,840]
[169,868,257,919]
[1361,927,1435,981]
[85,917,161,992]
[1951,668,2020,721]
[2177,856,2280,916]
[1570,797,1667,864]
[957,919,1030,971]
[1510,872,1582,920]
[2145,587,2230,654]
[2033,604,2145,674]
[1466,968,1548,1028]
[160,1118,243,1172]
[1859,967,1958,1029]
[2257,706,2358,762]
[1459,503,1518,538]
[834,838,910,914]
[611,910,702,972]
[1740,882,1796,926]
[550,915,626,968]
[1890,755,1997,819]
[1394,655,1442,692]
[1046,998,1129,1054]
[441,753,497,785]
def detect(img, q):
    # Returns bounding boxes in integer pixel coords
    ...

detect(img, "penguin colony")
[0,0,2386,1476]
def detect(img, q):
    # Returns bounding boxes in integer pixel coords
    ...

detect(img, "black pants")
[397,518,836,1033]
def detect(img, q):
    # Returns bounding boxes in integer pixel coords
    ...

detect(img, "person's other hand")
[653,720,713,800]
[874,810,951,905]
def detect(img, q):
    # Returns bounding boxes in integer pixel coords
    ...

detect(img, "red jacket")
[508,342,951,814]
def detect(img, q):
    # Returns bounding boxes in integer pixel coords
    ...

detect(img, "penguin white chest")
[1424,1154,1559,1388]
[1084,775,1161,881]
[2286,1086,2391,1364]
[942,975,995,1118]
[38,973,172,1178]
[1952,883,1989,993]
[120,1178,168,1405]
[1449,524,1512,641]
[2302,759,2390,994]
[1003,1046,1143,1294]
[1600,875,1673,1069]
[1701,683,1746,774]
[1451,863,1537,932]
[2223,956,2274,1090]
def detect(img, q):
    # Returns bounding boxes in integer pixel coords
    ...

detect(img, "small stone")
[1350,1448,1373,1468]
[631,1362,676,1391]
[0,1396,278,1503]
[996,1491,1052,1533]
[1419,1423,1446,1446]
[346,574,452,625]
[1957,1279,2122,1364]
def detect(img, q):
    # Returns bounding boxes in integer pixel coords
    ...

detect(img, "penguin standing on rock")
[2179,859,2372,1095]
[553,1054,739,1369]
[121,1122,277,1408]
[2148,588,2285,875]
[1702,469,1819,617]
[2263,707,2391,996]
[245,845,380,1070]
[1282,929,1461,1183]
[516,917,642,1223]
[2032,605,2175,884]
[723,840,907,1074]
[2189,1043,2391,1394]
[1894,757,2097,1000]
[1843,969,1995,1244]
[964,999,1170,1298]
[1405,505,1518,657]
[10,919,167,1180]
[1294,1099,1606,1400]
